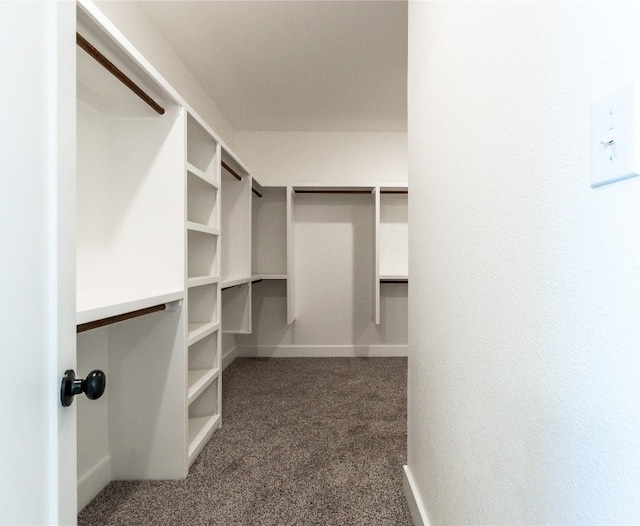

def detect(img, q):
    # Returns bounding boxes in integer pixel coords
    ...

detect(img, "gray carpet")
[78,357,411,525]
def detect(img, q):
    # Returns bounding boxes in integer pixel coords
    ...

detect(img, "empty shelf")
[188,414,220,464]
[187,321,220,346]
[188,368,220,405]
[187,162,218,188]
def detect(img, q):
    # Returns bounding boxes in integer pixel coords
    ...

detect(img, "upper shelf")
[76,9,174,118]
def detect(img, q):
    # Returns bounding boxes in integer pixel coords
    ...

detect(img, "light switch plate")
[590,79,640,188]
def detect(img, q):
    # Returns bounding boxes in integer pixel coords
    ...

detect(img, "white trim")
[222,346,240,371]
[403,465,430,526]
[77,455,112,512]
[237,345,408,358]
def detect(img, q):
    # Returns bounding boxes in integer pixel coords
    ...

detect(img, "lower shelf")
[188,414,220,465]
[188,368,220,404]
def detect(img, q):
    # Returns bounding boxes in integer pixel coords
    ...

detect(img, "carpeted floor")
[78,357,411,525]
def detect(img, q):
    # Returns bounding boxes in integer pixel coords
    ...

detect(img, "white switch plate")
[590,79,640,188]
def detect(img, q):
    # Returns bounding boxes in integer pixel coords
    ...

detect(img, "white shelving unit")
[76,4,187,510]
[252,186,287,277]
[287,187,296,324]
[375,186,408,324]
[185,112,222,466]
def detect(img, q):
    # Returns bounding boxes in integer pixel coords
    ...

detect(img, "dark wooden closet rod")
[380,190,408,194]
[77,304,166,333]
[252,188,263,198]
[295,190,373,194]
[221,160,242,181]
[76,33,165,116]
[380,279,408,284]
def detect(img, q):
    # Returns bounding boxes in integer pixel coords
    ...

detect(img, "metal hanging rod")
[295,189,373,194]
[252,187,263,198]
[380,278,408,284]
[76,33,165,116]
[77,304,167,333]
[221,160,242,181]
[380,190,408,194]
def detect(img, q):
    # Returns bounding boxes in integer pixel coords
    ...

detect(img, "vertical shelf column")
[377,186,409,325]
[185,113,222,467]
[374,187,381,325]
[286,186,296,324]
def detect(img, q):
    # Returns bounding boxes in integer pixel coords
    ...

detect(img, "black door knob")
[60,369,106,407]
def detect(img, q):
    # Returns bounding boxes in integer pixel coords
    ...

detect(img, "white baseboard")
[222,346,240,371]
[403,465,430,526]
[237,345,408,358]
[78,455,111,511]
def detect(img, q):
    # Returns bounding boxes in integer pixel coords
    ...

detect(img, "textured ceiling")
[138,1,407,131]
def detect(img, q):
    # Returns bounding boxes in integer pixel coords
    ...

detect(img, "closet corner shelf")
[186,222,220,236]
[187,321,220,346]
[221,277,252,290]
[188,414,221,464]
[77,289,184,325]
[187,276,220,288]
[187,162,218,188]
[188,368,221,405]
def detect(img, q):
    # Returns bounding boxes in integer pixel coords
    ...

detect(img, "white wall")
[94,0,236,148]
[408,2,640,524]
[235,131,407,186]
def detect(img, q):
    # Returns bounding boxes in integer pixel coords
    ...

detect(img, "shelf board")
[380,275,408,283]
[187,162,218,188]
[187,276,220,288]
[221,277,252,290]
[293,185,374,193]
[252,273,287,281]
[187,321,220,346]
[77,288,183,325]
[188,414,220,465]
[186,221,220,236]
[380,184,408,193]
[188,368,220,405]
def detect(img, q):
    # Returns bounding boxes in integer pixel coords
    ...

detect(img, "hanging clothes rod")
[77,303,167,333]
[252,187,263,198]
[76,33,165,116]
[380,278,408,284]
[295,189,373,194]
[221,161,242,181]
[380,190,408,194]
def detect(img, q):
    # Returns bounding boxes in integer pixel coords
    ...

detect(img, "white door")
[0,1,77,524]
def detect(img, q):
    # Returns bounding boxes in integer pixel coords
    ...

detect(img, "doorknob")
[60,369,106,407]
